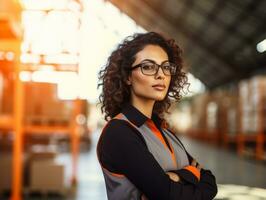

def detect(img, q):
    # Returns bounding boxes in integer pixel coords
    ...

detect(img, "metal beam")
[214,0,262,49]
[140,0,241,73]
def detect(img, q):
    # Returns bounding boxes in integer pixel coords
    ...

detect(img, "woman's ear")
[126,76,132,85]
[126,80,131,85]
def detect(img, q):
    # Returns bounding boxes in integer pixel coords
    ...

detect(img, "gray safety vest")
[98,113,189,200]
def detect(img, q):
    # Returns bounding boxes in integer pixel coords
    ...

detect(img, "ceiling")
[107,0,266,89]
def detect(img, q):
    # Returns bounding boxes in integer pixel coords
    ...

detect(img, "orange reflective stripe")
[168,140,178,169]
[184,165,201,181]
[113,113,123,119]
[114,113,138,129]
[146,119,168,148]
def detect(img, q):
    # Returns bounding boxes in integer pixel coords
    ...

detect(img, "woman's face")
[127,44,171,102]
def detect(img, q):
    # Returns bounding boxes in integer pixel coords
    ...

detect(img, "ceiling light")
[256,39,266,53]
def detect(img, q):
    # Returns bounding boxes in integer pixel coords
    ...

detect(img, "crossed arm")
[167,159,201,182]
[142,158,212,200]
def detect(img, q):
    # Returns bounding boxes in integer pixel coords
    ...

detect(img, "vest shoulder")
[106,118,133,128]
[101,118,137,136]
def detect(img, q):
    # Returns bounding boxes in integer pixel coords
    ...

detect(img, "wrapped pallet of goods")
[206,89,228,144]
[227,108,237,135]
[238,75,266,159]
[249,76,266,133]
[221,89,239,148]
[206,99,218,142]
[26,145,66,195]
[204,89,228,144]
[239,80,249,133]
[189,93,209,139]
[24,82,73,126]
[206,101,218,132]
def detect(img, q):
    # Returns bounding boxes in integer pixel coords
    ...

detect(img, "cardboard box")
[24,82,73,125]
[0,154,12,192]
[30,159,65,193]
[28,145,57,161]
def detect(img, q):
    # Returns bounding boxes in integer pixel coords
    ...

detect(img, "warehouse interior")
[1,0,266,199]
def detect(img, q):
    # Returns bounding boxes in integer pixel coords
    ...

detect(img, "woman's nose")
[155,67,165,79]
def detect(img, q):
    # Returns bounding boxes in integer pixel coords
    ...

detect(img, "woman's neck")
[130,97,155,119]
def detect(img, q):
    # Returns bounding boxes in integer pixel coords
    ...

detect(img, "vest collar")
[121,103,163,128]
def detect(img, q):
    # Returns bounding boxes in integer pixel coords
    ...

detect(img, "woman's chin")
[152,95,166,101]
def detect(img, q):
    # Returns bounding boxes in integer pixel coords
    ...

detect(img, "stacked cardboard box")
[223,93,238,136]
[190,93,209,130]
[189,88,240,139]
[206,100,218,131]
[195,90,222,132]
[0,153,12,193]
[27,145,65,194]
[30,160,64,193]
[249,76,266,133]
[24,82,73,126]
[239,76,266,134]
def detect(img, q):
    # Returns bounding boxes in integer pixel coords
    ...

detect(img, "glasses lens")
[162,62,176,75]
[141,62,156,75]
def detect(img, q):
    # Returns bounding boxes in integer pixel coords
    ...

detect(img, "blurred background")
[0,0,266,199]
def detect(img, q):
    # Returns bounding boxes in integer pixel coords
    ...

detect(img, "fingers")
[141,194,148,200]
[197,163,202,171]
[191,159,202,171]
[191,159,197,166]
[166,172,180,182]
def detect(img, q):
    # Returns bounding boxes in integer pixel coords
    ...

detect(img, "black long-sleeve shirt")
[97,103,218,200]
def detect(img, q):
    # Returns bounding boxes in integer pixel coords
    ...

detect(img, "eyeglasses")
[128,60,177,76]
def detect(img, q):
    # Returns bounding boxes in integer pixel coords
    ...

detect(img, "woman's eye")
[163,65,170,70]
[142,63,154,70]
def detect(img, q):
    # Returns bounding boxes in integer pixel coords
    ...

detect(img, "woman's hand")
[166,172,180,182]
[141,194,148,200]
[191,159,202,172]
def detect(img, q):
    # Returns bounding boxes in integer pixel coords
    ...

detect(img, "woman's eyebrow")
[140,59,169,64]
[139,59,155,63]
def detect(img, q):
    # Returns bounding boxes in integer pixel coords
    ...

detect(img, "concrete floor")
[179,136,266,188]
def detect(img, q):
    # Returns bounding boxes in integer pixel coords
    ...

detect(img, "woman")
[97,32,217,200]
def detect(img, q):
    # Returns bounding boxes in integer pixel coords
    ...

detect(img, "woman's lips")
[152,85,166,91]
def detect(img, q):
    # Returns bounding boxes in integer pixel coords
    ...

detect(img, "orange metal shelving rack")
[0,64,83,200]
[0,2,84,199]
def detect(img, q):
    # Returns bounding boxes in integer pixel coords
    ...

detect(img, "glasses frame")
[128,60,177,76]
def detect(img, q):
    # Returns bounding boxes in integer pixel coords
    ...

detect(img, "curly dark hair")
[97,31,189,122]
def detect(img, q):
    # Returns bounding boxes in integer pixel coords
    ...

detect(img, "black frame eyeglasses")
[127,60,177,76]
